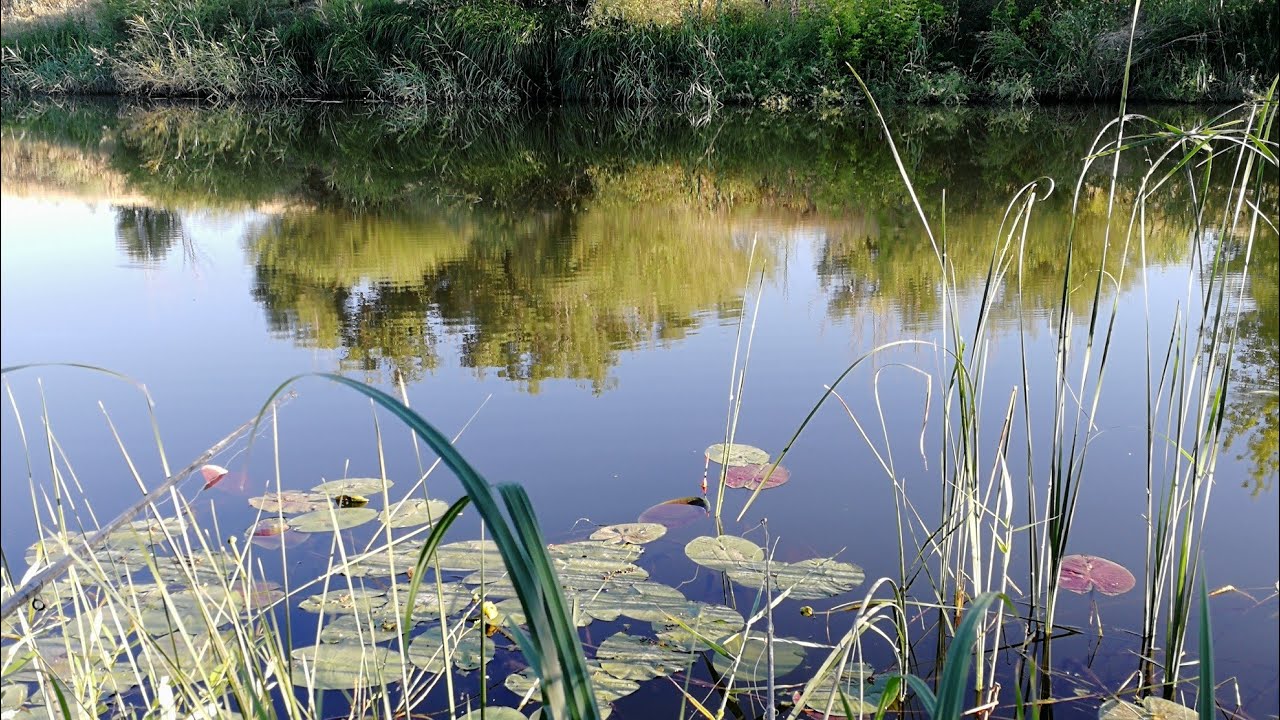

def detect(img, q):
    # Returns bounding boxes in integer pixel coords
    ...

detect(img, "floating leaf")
[2,683,28,711]
[724,463,791,490]
[394,582,480,619]
[705,443,770,467]
[496,597,594,628]
[1099,697,1197,720]
[728,557,865,600]
[550,541,643,572]
[653,602,745,651]
[247,518,288,538]
[319,613,403,644]
[249,526,308,550]
[380,498,451,529]
[460,709,526,720]
[590,522,667,546]
[710,633,806,681]
[578,581,687,623]
[637,497,709,528]
[409,629,495,673]
[299,588,390,615]
[802,663,883,715]
[200,464,229,489]
[288,508,377,533]
[313,477,393,497]
[428,539,504,571]
[595,632,694,681]
[684,535,765,571]
[290,643,395,690]
[1060,555,1136,596]
[506,663,638,707]
[247,491,329,515]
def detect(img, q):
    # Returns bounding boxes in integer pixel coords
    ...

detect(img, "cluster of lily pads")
[286,511,866,716]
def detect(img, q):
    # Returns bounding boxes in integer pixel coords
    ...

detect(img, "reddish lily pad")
[200,464,229,489]
[637,497,709,529]
[724,463,790,490]
[1059,555,1136,596]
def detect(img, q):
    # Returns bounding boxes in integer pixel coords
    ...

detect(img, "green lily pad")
[550,541,643,570]
[460,709,526,720]
[247,491,330,515]
[710,633,806,681]
[589,523,667,546]
[335,546,422,578]
[461,571,519,597]
[684,535,765,571]
[154,551,242,586]
[505,663,639,706]
[313,477,394,496]
[652,602,746,651]
[497,597,593,628]
[595,632,693,681]
[408,628,496,673]
[290,643,396,690]
[319,613,404,643]
[380,498,452,529]
[705,443,770,467]
[802,663,883,715]
[1099,697,1197,720]
[394,582,480,619]
[288,508,377,533]
[2,684,28,711]
[429,540,504,571]
[578,581,686,623]
[727,557,865,600]
[298,587,390,615]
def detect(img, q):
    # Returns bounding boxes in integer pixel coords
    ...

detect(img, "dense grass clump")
[2,0,1276,104]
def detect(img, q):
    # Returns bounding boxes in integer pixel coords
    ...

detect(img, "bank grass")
[2,0,1275,103]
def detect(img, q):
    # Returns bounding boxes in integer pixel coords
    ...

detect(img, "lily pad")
[429,540,504,571]
[710,633,806,681]
[290,643,395,690]
[313,477,393,496]
[684,535,765,571]
[1060,555,1136,596]
[595,632,693,681]
[724,463,791,490]
[299,587,390,615]
[801,663,883,715]
[576,582,687,623]
[637,497,709,529]
[1099,697,1196,720]
[590,522,667,546]
[460,709,526,720]
[200,464,229,489]
[288,508,377,533]
[727,557,865,600]
[319,613,404,644]
[380,498,452,529]
[408,628,495,673]
[652,602,745,651]
[506,663,639,707]
[550,541,643,570]
[247,491,329,515]
[705,443,770,467]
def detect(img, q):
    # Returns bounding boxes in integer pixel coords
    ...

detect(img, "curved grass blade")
[252,373,600,720]
[399,496,470,646]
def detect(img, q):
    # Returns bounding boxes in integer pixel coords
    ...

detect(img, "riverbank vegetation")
[2,0,1277,104]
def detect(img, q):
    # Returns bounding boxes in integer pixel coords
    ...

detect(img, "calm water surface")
[1,101,1275,717]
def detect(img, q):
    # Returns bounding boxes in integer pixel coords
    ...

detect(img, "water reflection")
[2,100,1274,474]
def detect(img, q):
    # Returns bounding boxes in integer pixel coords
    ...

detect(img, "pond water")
[1,100,1276,718]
